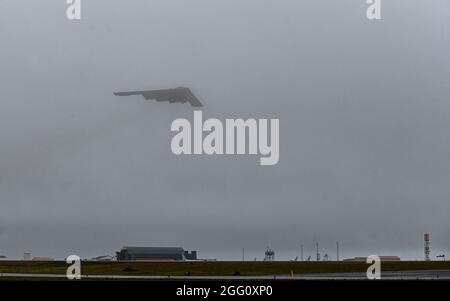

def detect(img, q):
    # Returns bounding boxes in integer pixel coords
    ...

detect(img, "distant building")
[90,255,115,261]
[184,250,198,260]
[23,253,32,261]
[116,246,198,261]
[32,257,55,261]
[344,256,401,262]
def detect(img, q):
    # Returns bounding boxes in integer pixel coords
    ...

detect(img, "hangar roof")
[121,246,184,254]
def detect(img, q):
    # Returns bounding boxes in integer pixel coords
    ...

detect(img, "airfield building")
[343,256,401,262]
[116,246,198,261]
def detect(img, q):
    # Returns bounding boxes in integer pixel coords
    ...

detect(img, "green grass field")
[0,261,449,277]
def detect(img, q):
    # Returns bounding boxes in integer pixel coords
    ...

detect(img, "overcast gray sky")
[0,0,449,260]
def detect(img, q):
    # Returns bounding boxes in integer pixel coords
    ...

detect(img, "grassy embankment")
[0,261,449,277]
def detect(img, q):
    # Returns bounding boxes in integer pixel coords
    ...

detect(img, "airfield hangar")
[116,246,198,261]
[343,256,401,262]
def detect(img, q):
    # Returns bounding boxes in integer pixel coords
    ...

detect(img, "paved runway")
[1,270,450,280]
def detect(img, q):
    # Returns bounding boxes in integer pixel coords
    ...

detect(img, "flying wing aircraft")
[113,87,203,107]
